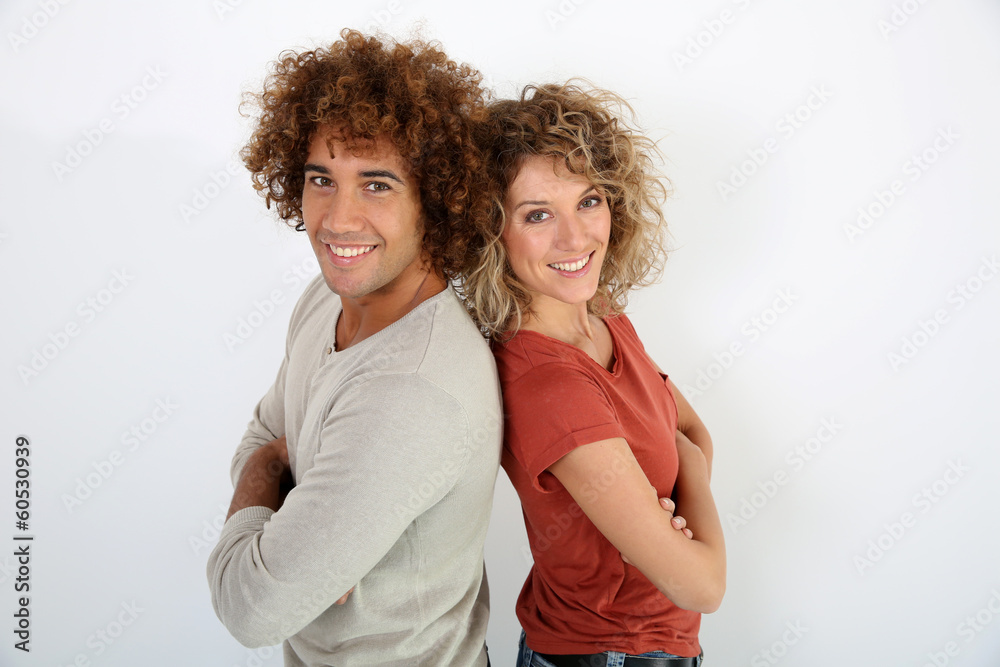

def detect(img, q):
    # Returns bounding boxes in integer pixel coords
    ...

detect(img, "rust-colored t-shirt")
[492,314,701,657]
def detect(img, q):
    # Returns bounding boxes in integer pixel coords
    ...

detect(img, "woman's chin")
[530,285,600,311]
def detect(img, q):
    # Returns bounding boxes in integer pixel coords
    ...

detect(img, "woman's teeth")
[549,255,590,272]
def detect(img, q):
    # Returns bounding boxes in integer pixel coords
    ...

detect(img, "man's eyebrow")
[304,164,406,185]
[513,186,596,211]
[360,169,405,185]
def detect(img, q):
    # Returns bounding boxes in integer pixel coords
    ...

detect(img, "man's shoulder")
[294,273,338,317]
[413,288,497,382]
[285,273,339,342]
[360,287,498,411]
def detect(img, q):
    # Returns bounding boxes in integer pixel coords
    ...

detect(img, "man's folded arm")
[206,374,471,647]
[229,361,288,486]
[228,284,317,483]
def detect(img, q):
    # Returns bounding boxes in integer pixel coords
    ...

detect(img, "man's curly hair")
[241,29,488,278]
[460,81,669,340]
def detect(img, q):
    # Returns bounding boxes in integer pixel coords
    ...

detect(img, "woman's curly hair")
[459,81,670,340]
[241,29,488,278]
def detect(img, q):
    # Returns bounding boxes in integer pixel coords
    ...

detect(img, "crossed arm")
[226,436,292,519]
[547,380,726,614]
[224,434,355,606]
[208,375,471,646]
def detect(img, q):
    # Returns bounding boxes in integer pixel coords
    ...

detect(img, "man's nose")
[320,193,365,233]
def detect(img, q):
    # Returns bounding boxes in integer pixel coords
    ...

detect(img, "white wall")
[2,0,999,665]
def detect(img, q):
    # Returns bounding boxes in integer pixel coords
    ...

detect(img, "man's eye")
[311,176,332,187]
[365,182,391,192]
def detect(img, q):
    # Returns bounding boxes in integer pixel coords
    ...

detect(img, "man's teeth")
[330,245,375,257]
[549,255,589,272]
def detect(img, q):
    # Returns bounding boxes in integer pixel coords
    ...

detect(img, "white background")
[2,0,999,665]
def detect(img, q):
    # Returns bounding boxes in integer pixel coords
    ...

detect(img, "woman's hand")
[618,433,703,566]
[549,436,726,612]
[622,496,692,564]
[659,497,693,539]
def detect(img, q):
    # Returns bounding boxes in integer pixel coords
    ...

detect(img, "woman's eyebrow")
[512,186,596,211]
[513,199,548,211]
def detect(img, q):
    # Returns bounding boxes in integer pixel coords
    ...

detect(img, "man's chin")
[321,272,377,300]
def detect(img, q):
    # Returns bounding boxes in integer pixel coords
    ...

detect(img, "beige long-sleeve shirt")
[207,275,502,666]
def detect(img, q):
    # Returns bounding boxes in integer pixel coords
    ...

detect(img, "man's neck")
[335,268,448,351]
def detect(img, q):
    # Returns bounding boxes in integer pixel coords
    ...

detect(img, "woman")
[463,83,725,666]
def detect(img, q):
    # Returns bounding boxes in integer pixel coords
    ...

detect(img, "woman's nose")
[554,212,587,251]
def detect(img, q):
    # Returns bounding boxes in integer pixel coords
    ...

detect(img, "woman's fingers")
[660,498,694,540]
[622,498,694,563]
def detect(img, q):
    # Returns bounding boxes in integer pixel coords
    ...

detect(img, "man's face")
[301,128,426,300]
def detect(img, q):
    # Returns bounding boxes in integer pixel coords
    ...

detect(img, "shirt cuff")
[221,505,275,537]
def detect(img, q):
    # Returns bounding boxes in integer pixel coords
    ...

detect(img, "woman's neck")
[521,295,613,370]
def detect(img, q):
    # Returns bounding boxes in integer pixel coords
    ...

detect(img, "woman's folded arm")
[548,435,726,613]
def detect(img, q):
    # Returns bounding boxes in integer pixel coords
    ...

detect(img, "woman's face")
[502,155,612,311]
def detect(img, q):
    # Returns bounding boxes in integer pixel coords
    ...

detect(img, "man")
[207,30,502,667]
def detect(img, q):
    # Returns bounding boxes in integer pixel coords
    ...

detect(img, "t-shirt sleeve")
[502,362,624,493]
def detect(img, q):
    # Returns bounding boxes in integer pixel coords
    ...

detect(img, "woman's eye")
[581,196,602,209]
[526,210,550,223]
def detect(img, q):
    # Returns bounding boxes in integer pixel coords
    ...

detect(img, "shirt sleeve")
[206,372,472,648]
[227,277,325,485]
[228,355,288,486]
[502,362,624,493]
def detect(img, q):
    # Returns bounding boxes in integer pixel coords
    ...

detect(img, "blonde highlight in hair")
[459,81,669,340]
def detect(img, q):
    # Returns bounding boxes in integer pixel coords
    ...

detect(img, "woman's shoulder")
[491,330,592,386]
[604,312,651,358]
[604,311,638,338]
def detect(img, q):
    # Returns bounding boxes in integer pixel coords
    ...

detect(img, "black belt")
[536,652,700,667]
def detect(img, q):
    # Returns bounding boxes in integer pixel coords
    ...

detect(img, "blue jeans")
[516,630,703,667]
